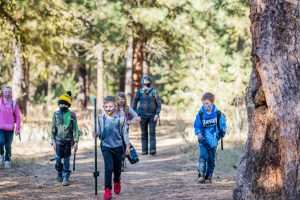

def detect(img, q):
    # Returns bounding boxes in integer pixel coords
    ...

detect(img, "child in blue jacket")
[194,92,226,183]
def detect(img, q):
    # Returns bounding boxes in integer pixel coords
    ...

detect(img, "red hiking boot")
[114,181,121,194]
[103,188,112,200]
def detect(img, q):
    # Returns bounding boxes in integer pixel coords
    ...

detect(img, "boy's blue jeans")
[198,142,217,178]
[55,141,72,178]
[0,129,14,161]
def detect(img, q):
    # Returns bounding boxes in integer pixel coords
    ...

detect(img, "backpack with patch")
[54,111,76,143]
[198,110,225,150]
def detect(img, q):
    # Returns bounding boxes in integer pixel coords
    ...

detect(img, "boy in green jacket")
[51,91,80,186]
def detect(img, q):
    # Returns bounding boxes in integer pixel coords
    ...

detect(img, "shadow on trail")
[0,122,237,200]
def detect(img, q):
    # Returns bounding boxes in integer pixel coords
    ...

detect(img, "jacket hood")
[141,75,152,85]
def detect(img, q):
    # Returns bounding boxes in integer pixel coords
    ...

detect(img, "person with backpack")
[194,92,226,184]
[51,91,80,186]
[92,96,130,200]
[0,85,21,169]
[132,75,161,155]
[116,92,141,171]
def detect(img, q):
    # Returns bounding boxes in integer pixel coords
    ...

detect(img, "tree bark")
[233,1,300,200]
[143,45,150,75]
[96,42,104,110]
[125,35,133,103]
[12,36,29,117]
[132,23,144,100]
[46,63,53,109]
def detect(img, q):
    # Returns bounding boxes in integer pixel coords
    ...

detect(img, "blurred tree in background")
[0,0,251,121]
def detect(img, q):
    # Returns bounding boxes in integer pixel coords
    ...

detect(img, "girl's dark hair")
[116,92,129,117]
[201,92,215,102]
[104,96,116,103]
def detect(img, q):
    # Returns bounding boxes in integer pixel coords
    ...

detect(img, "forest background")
[0,0,250,166]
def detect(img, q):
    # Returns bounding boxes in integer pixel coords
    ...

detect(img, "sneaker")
[103,188,112,200]
[150,150,156,155]
[62,176,69,186]
[57,172,63,182]
[114,181,121,194]
[141,151,148,155]
[0,155,3,165]
[5,161,11,169]
[206,176,212,184]
[197,173,205,184]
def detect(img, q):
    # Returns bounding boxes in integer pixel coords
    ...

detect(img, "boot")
[62,175,70,186]
[103,188,112,200]
[206,176,212,184]
[5,161,11,169]
[197,173,206,184]
[57,172,63,182]
[0,154,3,165]
[150,150,156,155]
[56,172,63,183]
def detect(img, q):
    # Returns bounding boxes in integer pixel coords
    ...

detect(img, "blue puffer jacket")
[194,105,227,148]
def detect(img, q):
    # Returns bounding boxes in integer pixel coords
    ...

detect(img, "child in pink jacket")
[0,85,21,168]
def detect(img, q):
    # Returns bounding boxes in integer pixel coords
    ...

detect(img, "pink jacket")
[0,98,21,132]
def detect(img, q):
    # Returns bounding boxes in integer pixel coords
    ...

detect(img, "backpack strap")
[70,112,76,140]
[216,110,222,131]
[98,115,106,140]
[118,116,125,136]
[54,111,60,127]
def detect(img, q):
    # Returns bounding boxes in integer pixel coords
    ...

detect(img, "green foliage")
[0,0,251,112]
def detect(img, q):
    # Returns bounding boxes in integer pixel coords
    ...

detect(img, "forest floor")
[0,119,237,200]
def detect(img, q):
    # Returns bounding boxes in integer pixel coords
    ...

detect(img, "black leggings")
[101,145,124,190]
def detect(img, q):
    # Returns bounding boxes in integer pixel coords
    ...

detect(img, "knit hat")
[58,91,72,107]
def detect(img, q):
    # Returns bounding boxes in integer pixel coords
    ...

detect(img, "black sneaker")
[150,150,156,155]
[57,172,63,183]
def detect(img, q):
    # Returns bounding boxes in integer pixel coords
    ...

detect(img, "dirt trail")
[0,122,235,200]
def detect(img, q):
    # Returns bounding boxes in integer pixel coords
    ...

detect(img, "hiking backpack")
[54,111,76,144]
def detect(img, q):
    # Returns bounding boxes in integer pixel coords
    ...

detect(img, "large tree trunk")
[233,1,300,200]
[125,35,133,103]
[132,24,144,100]
[12,36,29,117]
[143,42,150,75]
[96,42,104,110]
